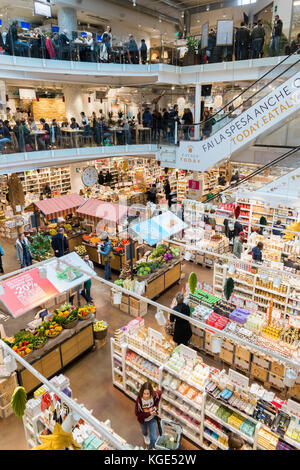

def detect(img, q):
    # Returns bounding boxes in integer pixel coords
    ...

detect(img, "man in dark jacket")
[140,39,147,64]
[234,218,243,237]
[0,120,11,153]
[51,227,69,258]
[251,21,265,58]
[6,21,18,55]
[236,22,251,60]
[270,15,283,57]
[59,30,71,60]
[168,104,179,144]
[126,34,139,64]
[142,108,153,128]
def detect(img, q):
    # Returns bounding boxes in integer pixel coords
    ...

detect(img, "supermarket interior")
[1,0,300,455]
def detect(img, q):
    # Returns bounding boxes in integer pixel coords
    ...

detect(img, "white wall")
[190,5,251,33]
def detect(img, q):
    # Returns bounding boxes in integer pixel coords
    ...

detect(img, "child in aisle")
[135,382,161,450]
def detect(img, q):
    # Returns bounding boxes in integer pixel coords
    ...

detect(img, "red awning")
[34,194,86,219]
[76,199,129,223]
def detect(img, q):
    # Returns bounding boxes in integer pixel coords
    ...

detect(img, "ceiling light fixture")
[132,0,136,6]
[206,5,210,10]
[181,11,184,18]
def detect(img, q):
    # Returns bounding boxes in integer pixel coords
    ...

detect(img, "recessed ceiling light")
[206,5,210,11]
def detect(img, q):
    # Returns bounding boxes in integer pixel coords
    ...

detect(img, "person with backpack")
[99,232,112,280]
[251,20,265,59]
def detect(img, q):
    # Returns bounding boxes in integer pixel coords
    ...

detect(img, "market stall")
[32,193,87,253]
[0,253,97,393]
[76,199,137,270]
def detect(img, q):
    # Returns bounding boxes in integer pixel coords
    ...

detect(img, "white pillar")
[70,163,85,193]
[63,85,84,122]
[57,6,77,38]
[194,83,201,140]
[0,80,6,121]
[272,0,293,40]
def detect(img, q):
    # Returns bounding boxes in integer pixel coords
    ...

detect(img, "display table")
[82,241,137,272]
[67,232,87,253]
[144,260,181,299]
[17,318,94,393]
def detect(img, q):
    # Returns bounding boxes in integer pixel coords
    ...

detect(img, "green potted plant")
[108,111,115,126]
[117,110,124,126]
[183,34,199,66]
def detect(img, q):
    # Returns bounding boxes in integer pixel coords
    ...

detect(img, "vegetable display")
[30,233,52,261]
[11,387,27,419]
[93,320,107,332]
[78,304,96,318]
[188,272,198,294]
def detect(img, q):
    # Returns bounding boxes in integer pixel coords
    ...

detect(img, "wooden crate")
[287,384,300,399]
[191,334,204,350]
[61,335,79,367]
[253,354,270,370]
[270,361,285,378]
[42,348,61,378]
[222,340,235,352]
[195,254,204,265]
[0,373,17,395]
[120,302,129,314]
[235,346,251,362]
[220,348,234,365]
[0,382,19,407]
[251,363,268,382]
[129,297,147,316]
[145,274,164,299]
[122,294,129,305]
[95,338,107,350]
[234,356,250,372]
[0,403,13,419]
[268,372,285,391]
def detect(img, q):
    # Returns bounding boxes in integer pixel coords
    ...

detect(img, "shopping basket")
[154,418,182,450]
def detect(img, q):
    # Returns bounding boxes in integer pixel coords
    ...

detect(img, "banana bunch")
[11,386,27,419]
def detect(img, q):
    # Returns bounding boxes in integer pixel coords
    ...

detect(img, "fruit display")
[44,321,63,338]
[75,245,87,256]
[54,306,79,326]
[93,321,107,332]
[78,304,96,318]
[63,223,73,233]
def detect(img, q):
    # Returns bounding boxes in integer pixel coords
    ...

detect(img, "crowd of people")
[0,16,298,66]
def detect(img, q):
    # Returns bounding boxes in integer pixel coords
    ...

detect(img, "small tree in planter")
[108,111,115,126]
[184,34,199,65]
[117,110,124,126]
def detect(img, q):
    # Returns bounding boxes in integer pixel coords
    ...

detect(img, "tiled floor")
[0,239,214,450]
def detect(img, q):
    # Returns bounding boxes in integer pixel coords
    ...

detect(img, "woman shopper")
[135,382,162,450]
[169,292,192,346]
[233,231,245,259]
[15,233,32,268]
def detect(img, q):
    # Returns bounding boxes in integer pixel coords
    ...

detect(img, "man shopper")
[233,231,245,259]
[270,15,283,57]
[51,227,69,258]
[16,233,32,268]
[99,233,113,280]
[236,22,250,60]
[80,253,94,303]
[251,20,265,59]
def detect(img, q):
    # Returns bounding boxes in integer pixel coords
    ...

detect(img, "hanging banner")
[177,72,300,171]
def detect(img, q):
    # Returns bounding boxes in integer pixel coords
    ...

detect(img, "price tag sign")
[180,344,197,364]
[289,316,300,329]
[272,308,282,320]
[215,224,223,232]
[205,224,212,231]
[231,295,245,308]
[203,282,213,293]
[229,368,249,391]
[148,327,163,345]
[245,299,259,312]
[287,399,300,419]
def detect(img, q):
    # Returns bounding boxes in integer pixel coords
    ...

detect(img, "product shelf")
[164,366,206,393]
[203,431,228,450]
[161,404,201,434]
[128,344,163,366]
[208,394,258,425]
[162,384,202,411]
[113,380,124,391]
[163,393,201,421]
[205,409,254,445]
[125,361,159,384]
[204,419,228,440]
[114,368,123,376]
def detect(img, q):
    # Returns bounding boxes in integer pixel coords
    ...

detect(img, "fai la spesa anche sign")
[177,72,300,171]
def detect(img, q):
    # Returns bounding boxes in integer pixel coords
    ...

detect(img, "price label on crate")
[245,299,259,312]
[229,368,249,391]
[204,224,212,231]
[289,316,300,329]
[287,399,300,419]
[215,224,223,232]
[148,327,163,345]
[180,344,197,364]
[231,295,245,308]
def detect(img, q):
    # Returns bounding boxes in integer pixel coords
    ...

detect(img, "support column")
[0,80,7,121]
[70,163,85,193]
[194,83,201,140]
[57,6,77,38]
[272,0,293,40]
[63,85,84,122]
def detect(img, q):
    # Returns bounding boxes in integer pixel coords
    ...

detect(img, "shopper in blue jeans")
[135,382,162,450]
[99,233,112,280]
[270,15,283,57]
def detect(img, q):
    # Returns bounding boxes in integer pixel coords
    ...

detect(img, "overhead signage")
[177,72,300,171]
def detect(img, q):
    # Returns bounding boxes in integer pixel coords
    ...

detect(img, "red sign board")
[188,180,200,190]
[0,268,59,318]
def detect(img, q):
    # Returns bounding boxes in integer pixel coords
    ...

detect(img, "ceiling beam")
[188,0,239,14]
[108,0,181,25]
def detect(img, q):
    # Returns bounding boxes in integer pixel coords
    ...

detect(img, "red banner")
[0,268,59,318]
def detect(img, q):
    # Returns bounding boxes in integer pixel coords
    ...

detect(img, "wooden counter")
[67,232,86,253]
[17,320,94,393]
[82,241,138,272]
[144,261,181,299]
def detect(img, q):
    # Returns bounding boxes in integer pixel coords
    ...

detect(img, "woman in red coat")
[135,382,161,449]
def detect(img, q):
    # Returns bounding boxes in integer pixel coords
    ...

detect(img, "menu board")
[201,23,209,49]
[216,20,234,46]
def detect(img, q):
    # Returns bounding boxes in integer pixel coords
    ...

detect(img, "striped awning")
[76,199,129,223]
[34,194,86,219]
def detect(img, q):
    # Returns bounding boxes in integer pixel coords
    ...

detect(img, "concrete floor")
[0,238,214,450]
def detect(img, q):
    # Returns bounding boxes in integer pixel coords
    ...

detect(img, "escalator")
[206,144,300,203]
[175,52,300,172]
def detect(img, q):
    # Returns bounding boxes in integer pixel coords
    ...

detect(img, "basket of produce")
[53,305,79,329]
[45,322,63,338]
[78,304,96,320]
[10,330,34,357]
[32,335,47,349]
[75,245,87,256]
[93,320,108,340]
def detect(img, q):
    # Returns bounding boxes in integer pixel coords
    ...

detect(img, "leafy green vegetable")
[188,272,197,294]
